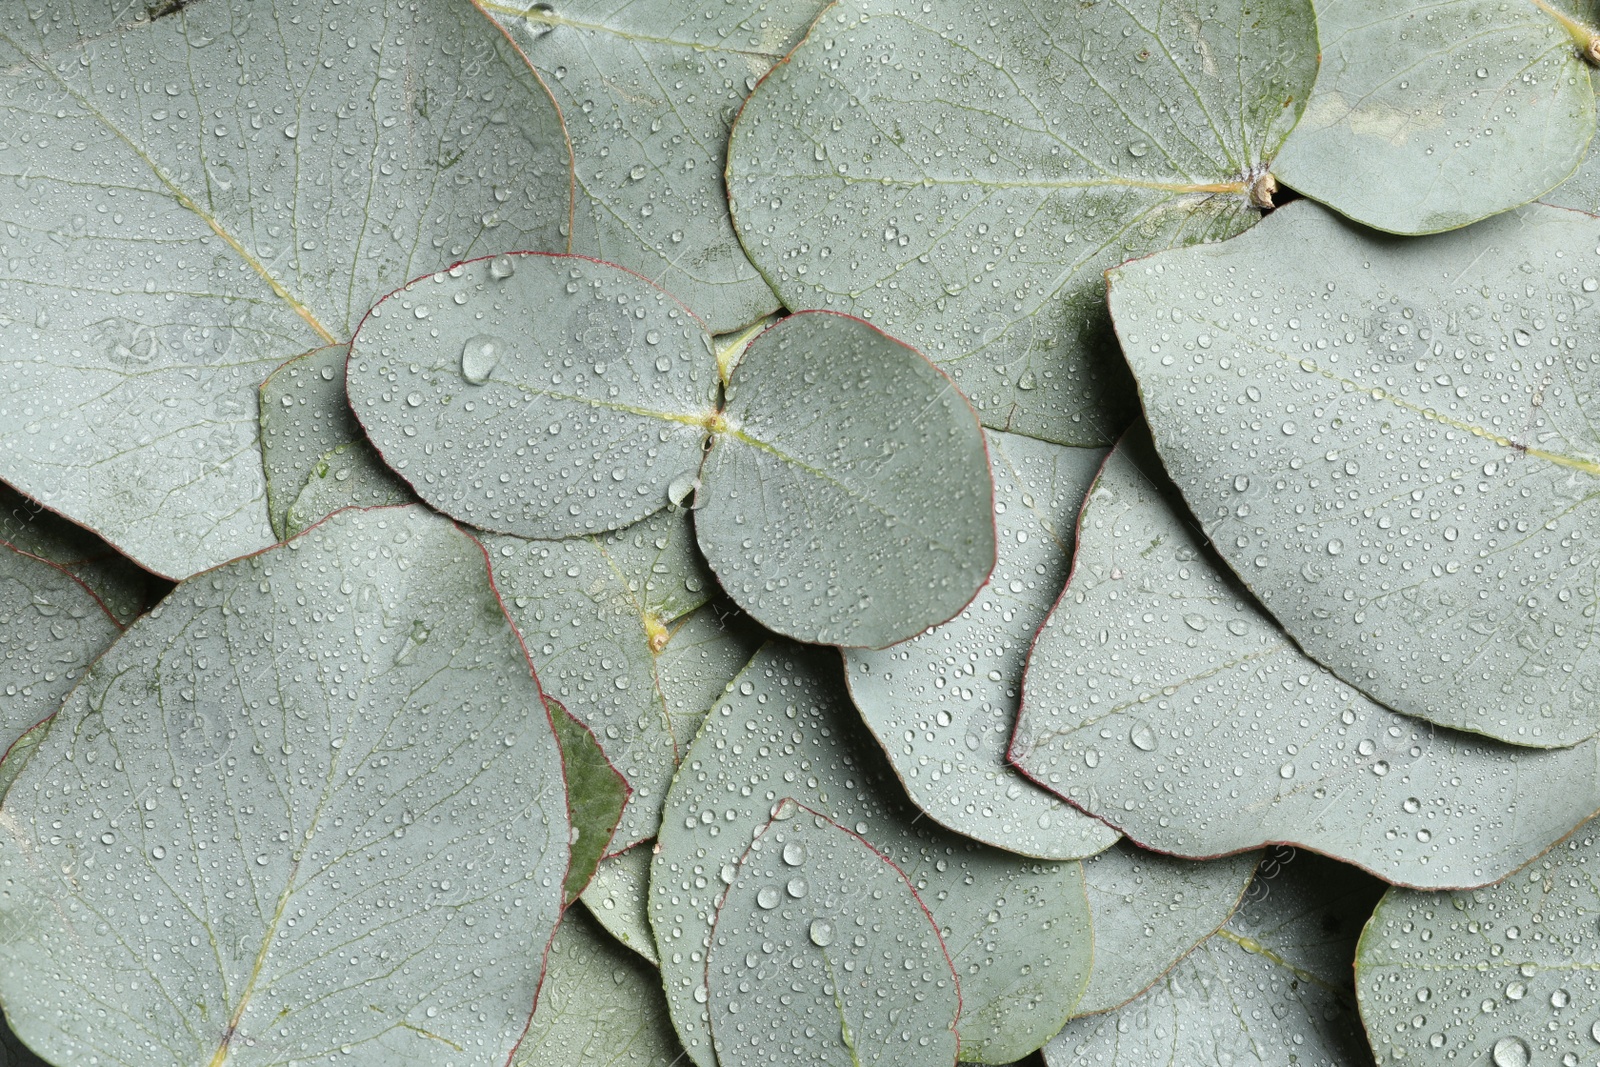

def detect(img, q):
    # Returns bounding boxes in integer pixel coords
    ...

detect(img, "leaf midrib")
[479,0,788,60]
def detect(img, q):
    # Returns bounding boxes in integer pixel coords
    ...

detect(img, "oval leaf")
[844,430,1116,857]
[1109,200,1600,747]
[709,804,960,1067]
[700,312,994,647]
[652,642,1093,1066]
[490,0,826,332]
[551,698,630,905]
[1356,814,1600,1066]
[0,506,569,1065]
[725,0,1317,444]
[1273,0,1596,233]
[0,0,570,578]
[1046,851,1383,1067]
[581,842,660,965]
[1011,430,1600,888]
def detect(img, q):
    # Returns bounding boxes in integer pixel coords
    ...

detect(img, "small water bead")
[756,886,781,910]
[1129,724,1156,751]
[488,255,516,280]
[1491,1036,1531,1067]
[786,877,808,899]
[782,841,806,866]
[809,918,835,947]
[1504,981,1526,1001]
[1552,988,1570,1008]
[460,335,503,384]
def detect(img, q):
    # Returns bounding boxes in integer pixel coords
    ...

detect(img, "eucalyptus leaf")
[511,908,683,1067]
[707,803,961,1067]
[0,540,120,755]
[725,0,1317,444]
[1273,0,1596,234]
[1074,843,1258,1017]
[285,442,415,537]
[1045,851,1382,1067]
[348,253,996,646]
[0,482,154,625]
[489,0,826,332]
[652,642,1094,1067]
[1108,200,1600,747]
[1544,73,1600,211]
[581,842,659,964]
[552,698,630,905]
[844,430,1116,859]
[0,506,569,1066]
[1357,812,1600,1066]
[0,0,570,578]
[1011,430,1600,888]
[260,345,361,541]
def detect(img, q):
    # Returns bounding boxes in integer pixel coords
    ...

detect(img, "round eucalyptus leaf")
[550,698,630,905]
[844,430,1115,857]
[726,0,1317,444]
[512,908,683,1067]
[0,506,569,1066]
[1074,844,1258,1017]
[0,0,570,578]
[1046,852,1383,1067]
[1011,431,1600,888]
[0,541,121,757]
[488,0,826,333]
[1109,200,1600,748]
[1357,814,1600,1066]
[652,642,1093,1067]
[708,804,960,1067]
[700,312,994,647]
[581,842,660,965]
[0,483,154,626]
[1273,0,1595,234]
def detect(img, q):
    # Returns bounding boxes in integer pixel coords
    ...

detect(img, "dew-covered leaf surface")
[1108,200,1600,748]
[844,430,1114,858]
[0,506,569,1066]
[581,841,659,965]
[1011,430,1600,888]
[726,0,1316,444]
[511,907,684,1067]
[1073,843,1258,1017]
[285,442,414,537]
[552,698,630,904]
[699,312,994,647]
[0,540,121,757]
[652,642,1093,1067]
[1045,851,1383,1067]
[1273,0,1595,234]
[1356,813,1600,1067]
[0,0,570,579]
[0,483,155,626]
[708,804,960,1067]
[488,0,826,333]
[260,345,361,541]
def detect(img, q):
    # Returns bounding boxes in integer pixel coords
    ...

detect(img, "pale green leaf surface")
[0,0,570,578]
[1011,431,1600,888]
[551,698,630,905]
[707,805,960,1067]
[0,506,569,1066]
[0,541,120,756]
[1273,0,1595,234]
[259,345,361,541]
[1109,200,1600,747]
[1074,843,1258,1017]
[1357,813,1600,1066]
[512,907,683,1067]
[843,430,1114,858]
[581,842,659,964]
[700,311,994,647]
[0,482,152,625]
[1543,68,1600,211]
[652,642,1093,1066]
[285,442,414,537]
[1046,852,1382,1067]
[489,0,826,332]
[726,0,1317,444]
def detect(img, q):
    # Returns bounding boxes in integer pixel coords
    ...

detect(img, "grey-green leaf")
[1109,200,1600,747]
[1012,430,1600,888]
[701,312,994,646]
[708,804,960,1067]
[844,430,1115,857]
[0,506,569,1066]
[0,482,154,625]
[552,698,630,905]
[1046,851,1382,1067]
[1544,67,1600,211]
[490,0,826,333]
[1357,813,1600,1066]
[725,0,1317,444]
[512,908,684,1067]
[652,642,1093,1066]
[0,0,570,579]
[1273,0,1596,234]
[0,540,120,755]
[285,443,414,537]
[260,345,361,542]
[581,842,660,965]
[1074,844,1258,1017]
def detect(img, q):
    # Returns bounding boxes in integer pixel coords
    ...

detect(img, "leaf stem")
[1532,0,1600,64]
